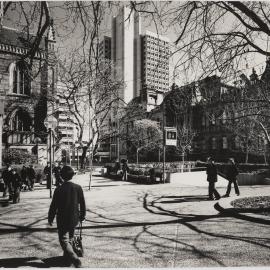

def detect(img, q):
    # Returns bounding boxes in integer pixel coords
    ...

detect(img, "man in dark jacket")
[10,168,22,203]
[44,162,51,189]
[2,164,12,198]
[223,158,240,197]
[53,162,63,187]
[27,165,36,191]
[21,165,29,191]
[48,166,86,268]
[206,157,221,200]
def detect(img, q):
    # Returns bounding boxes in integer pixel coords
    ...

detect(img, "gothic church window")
[9,62,31,95]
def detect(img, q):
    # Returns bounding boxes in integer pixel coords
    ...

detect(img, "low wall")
[236,173,270,185]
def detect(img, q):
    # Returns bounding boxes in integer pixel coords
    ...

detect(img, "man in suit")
[206,157,221,200]
[48,166,86,268]
[223,158,240,197]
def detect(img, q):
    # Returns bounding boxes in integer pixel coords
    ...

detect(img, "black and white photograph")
[0,0,269,268]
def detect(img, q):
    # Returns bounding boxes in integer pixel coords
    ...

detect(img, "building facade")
[0,24,56,166]
[141,31,170,112]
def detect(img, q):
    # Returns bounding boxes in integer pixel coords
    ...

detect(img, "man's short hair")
[60,166,74,181]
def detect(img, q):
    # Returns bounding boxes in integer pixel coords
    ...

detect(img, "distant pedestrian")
[21,165,30,191]
[121,159,129,181]
[48,166,86,268]
[206,157,221,200]
[2,164,12,198]
[44,162,51,189]
[223,158,240,197]
[27,165,36,191]
[10,168,22,203]
[53,162,63,187]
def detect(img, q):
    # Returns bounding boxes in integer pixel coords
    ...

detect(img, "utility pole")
[162,98,166,184]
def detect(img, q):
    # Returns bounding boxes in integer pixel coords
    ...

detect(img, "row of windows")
[144,67,169,76]
[145,46,170,55]
[145,51,169,59]
[146,79,169,85]
[144,62,169,70]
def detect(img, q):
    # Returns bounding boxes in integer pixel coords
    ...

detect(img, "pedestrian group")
[206,157,240,200]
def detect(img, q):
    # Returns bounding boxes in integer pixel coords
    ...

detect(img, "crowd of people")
[1,161,68,204]
[1,164,36,204]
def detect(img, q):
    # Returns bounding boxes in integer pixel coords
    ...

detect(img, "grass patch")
[232,196,270,216]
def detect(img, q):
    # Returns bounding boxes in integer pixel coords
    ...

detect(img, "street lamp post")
[75,142,80,170]
[44,115,57,199]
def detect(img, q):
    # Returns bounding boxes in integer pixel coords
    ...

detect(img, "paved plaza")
[0,172,269,268]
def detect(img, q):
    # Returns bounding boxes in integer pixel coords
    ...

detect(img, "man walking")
[2,164,12,198]
[206,157,221,200]
[53,162,63,187]
[10,168,22,203]
[44,162,51,189]
[27,165,36,191]
[223,158,240,197]
[48,166,86,268]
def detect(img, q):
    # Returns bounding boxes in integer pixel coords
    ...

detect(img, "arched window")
[9,62,31,95]
[211,137,217,149]
[7,109,33,144]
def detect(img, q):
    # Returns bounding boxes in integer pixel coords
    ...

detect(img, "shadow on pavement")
[0,257,47,268]
[159,195,209,204]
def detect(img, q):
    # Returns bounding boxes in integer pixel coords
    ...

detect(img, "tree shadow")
[159,195,209,204]
[0,257,46,268]
[0,256,71,268]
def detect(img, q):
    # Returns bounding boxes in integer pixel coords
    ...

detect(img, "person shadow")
[0,256,70,268]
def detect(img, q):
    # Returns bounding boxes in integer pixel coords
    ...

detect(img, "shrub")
[3,149,36,165]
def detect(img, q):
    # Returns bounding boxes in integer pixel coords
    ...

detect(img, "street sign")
[165,127,177,146]
[44,115,57,130]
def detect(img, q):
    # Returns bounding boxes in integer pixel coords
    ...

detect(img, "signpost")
[44,115,57,198]
[165,127,177,146]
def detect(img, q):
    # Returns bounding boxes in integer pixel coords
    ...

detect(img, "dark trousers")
[2,181,8,197]
[208,182,220,199]
[58,228,78,264]
[226,179,240,195]
[46,175,51,189]
[122,171,127,181]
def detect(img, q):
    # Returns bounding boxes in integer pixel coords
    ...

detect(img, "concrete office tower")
[111,7,141,105]
[141,31,170,111]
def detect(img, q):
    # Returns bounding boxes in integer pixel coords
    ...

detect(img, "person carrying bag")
[73,221,84,257]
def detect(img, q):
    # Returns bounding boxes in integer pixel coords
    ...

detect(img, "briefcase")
[73,222,84,257]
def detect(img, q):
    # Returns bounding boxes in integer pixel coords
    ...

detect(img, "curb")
[214,196,270,223]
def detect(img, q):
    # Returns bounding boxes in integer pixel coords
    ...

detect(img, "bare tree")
[124,119,162,164]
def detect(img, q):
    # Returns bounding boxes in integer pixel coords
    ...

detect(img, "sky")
[3,1,270,87]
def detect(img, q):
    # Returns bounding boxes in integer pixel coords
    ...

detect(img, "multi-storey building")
[111,6,141,104]
[150,70,268,163]
[0,22,56,166]
[141,31,170,112]
[98,36,111,61]
[54,82,77,164]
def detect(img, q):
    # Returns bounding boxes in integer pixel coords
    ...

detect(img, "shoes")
[73,258,82,268]
[236,193,240,196]
[222,194,230,198]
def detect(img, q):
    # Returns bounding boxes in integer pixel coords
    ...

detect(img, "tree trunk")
[245,148,249,164]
